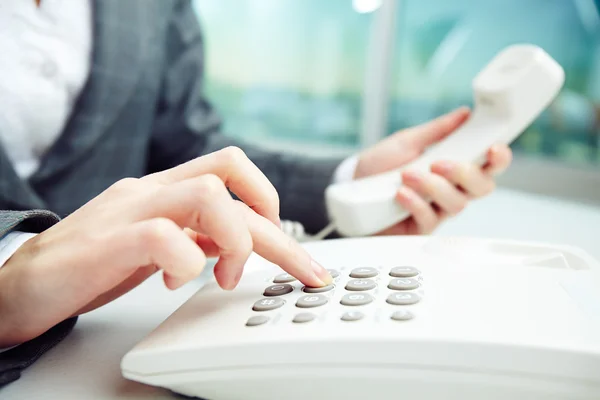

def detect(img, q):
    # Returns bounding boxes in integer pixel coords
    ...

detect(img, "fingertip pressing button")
[303,284,334,293]
[264,284,294,296]
[253,297,285,311]
[246,315,270,326]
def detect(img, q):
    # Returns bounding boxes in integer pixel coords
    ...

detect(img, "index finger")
[236,202,333,288]
[143,146,280,225]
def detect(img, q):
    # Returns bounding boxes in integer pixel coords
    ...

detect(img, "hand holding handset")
[325,44,565,237]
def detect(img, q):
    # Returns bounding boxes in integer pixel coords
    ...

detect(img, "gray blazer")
[0,0,341,387]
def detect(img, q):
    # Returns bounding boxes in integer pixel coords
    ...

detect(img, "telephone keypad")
[251,266,423,325]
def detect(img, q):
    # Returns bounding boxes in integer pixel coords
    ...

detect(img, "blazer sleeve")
[148,0,344,235]
[0,210,78,388]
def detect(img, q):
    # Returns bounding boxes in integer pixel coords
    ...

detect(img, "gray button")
[340,293,374,306]
[303,284,334,293]
[389,266,420,278]
[391,310,414,321]
[328,269,340,278]
[246,315,270,326]
[296,294,328,308]
[341,311,364,321]
[293,313,316,323]
[273,273,296,283]
[386,292,420,305]
[350,267,378,278]
[388,278,419,290]
[252,297,285,311]
[345,279,376,291]
[264,284,294,296]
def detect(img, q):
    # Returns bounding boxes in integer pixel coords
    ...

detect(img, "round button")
[340,293,374,306]
[386,292,420,306]
[246,315,270,326]
[345,279,376,291]
[350,267,378,278]
[303,284,334,293]
[327,269,340,279]
[296,294,328,308]
[293,313,317,323]
[388,278,419,291]
[273,273,296,283]
[341,311,364,321]
[264,284,294,296]
[390,310,414,321]
[252,297,285,311]
[389,266,419,278]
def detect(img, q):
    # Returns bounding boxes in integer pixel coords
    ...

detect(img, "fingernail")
[434,161,453,174]
[311,259,332,285]
[397,187,413,203]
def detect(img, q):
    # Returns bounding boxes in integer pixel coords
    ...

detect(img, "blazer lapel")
[29,0,148,184]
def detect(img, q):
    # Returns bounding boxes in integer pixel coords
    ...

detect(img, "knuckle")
[109,177,140,192]
[220,146,248,166]
[196,174,226,198]
[140,218,178,246]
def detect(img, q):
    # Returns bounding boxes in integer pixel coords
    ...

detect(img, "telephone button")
[296,294,328,308]
[252,297,285,311]
[350,267,378,278]
[264,284,294,296]
[293,313,317,323]
[340,293,374,306]
[345,279,376,291]
[388,278,419,291]
[341,311,364,321]
[273,273,296,283]
[391,310,414,321]
[327,269,340,279]
[389,266,419,278]
[386,292,420,306]
[246,316,270,326]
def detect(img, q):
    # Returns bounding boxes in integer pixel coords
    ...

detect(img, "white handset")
[325,44,565,237]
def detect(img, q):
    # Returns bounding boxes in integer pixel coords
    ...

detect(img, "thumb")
[404,106,471,149]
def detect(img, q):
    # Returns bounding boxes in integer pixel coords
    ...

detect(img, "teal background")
[194,0,600,165]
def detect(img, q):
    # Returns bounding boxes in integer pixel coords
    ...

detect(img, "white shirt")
[0,1,358,343]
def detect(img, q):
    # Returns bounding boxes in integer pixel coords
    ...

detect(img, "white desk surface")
[3,188,600,399]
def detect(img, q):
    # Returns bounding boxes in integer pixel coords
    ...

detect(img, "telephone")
[283,44,565,241]
[118,46,586,399]
[121,236,600,399]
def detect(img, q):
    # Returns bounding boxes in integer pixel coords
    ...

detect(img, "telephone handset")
[284,44,565,240]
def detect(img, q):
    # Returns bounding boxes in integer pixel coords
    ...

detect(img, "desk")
[3,188,600,399]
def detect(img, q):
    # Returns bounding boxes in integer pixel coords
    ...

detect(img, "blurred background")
[193,0,600,205]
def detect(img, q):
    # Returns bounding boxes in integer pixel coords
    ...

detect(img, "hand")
[0,147,332,347]
[354,107,513,235]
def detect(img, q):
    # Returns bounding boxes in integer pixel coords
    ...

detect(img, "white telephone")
[119,46,596,399]
[282,43,565,240]
[121,236,600,400]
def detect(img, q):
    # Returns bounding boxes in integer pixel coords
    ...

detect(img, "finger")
[482,144,513,176]
[184,228,220,258]
[107,218,208,291]
[393,187,441,234]
[402,170,468,216]
[143,146,280,225]
[153,174,254,290]
[237,201,333,288]
[430,161,495,198]
[404,107,471,148]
